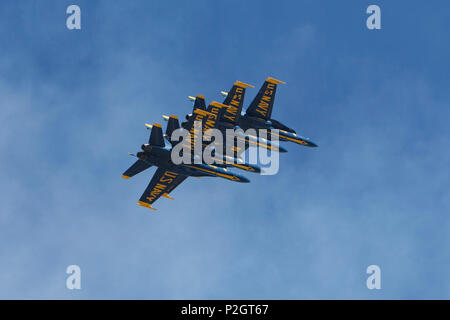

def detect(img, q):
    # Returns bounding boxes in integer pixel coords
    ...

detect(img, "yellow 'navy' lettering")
[146,171,178,202]
[223,87,244,123]
[255,83,275,118]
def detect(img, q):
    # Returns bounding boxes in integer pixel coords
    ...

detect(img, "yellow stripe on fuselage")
[184,165,239,181]
[229,163,255,172]
[237,136,273,150]
[211,157,254,172]
[278,133,309,145]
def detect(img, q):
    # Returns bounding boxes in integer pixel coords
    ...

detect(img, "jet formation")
[122,77,318,210]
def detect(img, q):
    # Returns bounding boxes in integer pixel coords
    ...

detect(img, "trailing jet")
[221,77,318,148]
[122,115,250,210]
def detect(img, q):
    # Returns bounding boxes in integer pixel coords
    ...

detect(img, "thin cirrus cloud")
[0,1,449,299]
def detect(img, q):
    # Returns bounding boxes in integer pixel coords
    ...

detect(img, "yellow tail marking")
[235,80,254,88]
[209,101,228,108]
[122,175,131,179]
[266,77,286,85]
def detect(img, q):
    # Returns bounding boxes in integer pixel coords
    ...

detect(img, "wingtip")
[138,201,157,210]
[162,193,174,200]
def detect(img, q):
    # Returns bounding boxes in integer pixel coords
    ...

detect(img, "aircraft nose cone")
[252,166,262,174]
[238,175,250,183]
[298,136,318,148]
[279,145,288,153]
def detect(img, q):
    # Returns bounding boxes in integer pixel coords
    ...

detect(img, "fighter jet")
[159,101,262,174]
[166,82,288,157]
[122,113,250,210]
[220,77,318,148]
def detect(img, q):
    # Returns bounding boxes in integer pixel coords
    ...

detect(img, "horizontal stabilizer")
[122,160,152,179]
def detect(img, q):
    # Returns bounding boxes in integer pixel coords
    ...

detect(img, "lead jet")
[122,108,250,210]
[220,77,318,148]
[171,81,288,156]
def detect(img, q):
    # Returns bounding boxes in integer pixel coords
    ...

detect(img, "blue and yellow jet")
[166,81,289,158]
[190,78,318,148]
[162,101,263,173]
[123,78,317,210]
[122,102,253,210]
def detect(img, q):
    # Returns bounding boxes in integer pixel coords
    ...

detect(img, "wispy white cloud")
[0,0,449,299]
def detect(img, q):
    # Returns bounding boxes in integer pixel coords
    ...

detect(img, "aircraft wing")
[245,77,285,120]
[137,168,187,210]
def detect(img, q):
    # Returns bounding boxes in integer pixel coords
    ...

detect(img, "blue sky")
[0,0,449,299]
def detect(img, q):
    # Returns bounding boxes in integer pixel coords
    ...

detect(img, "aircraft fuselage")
[236,114,318,148]
[136,145,250,182]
